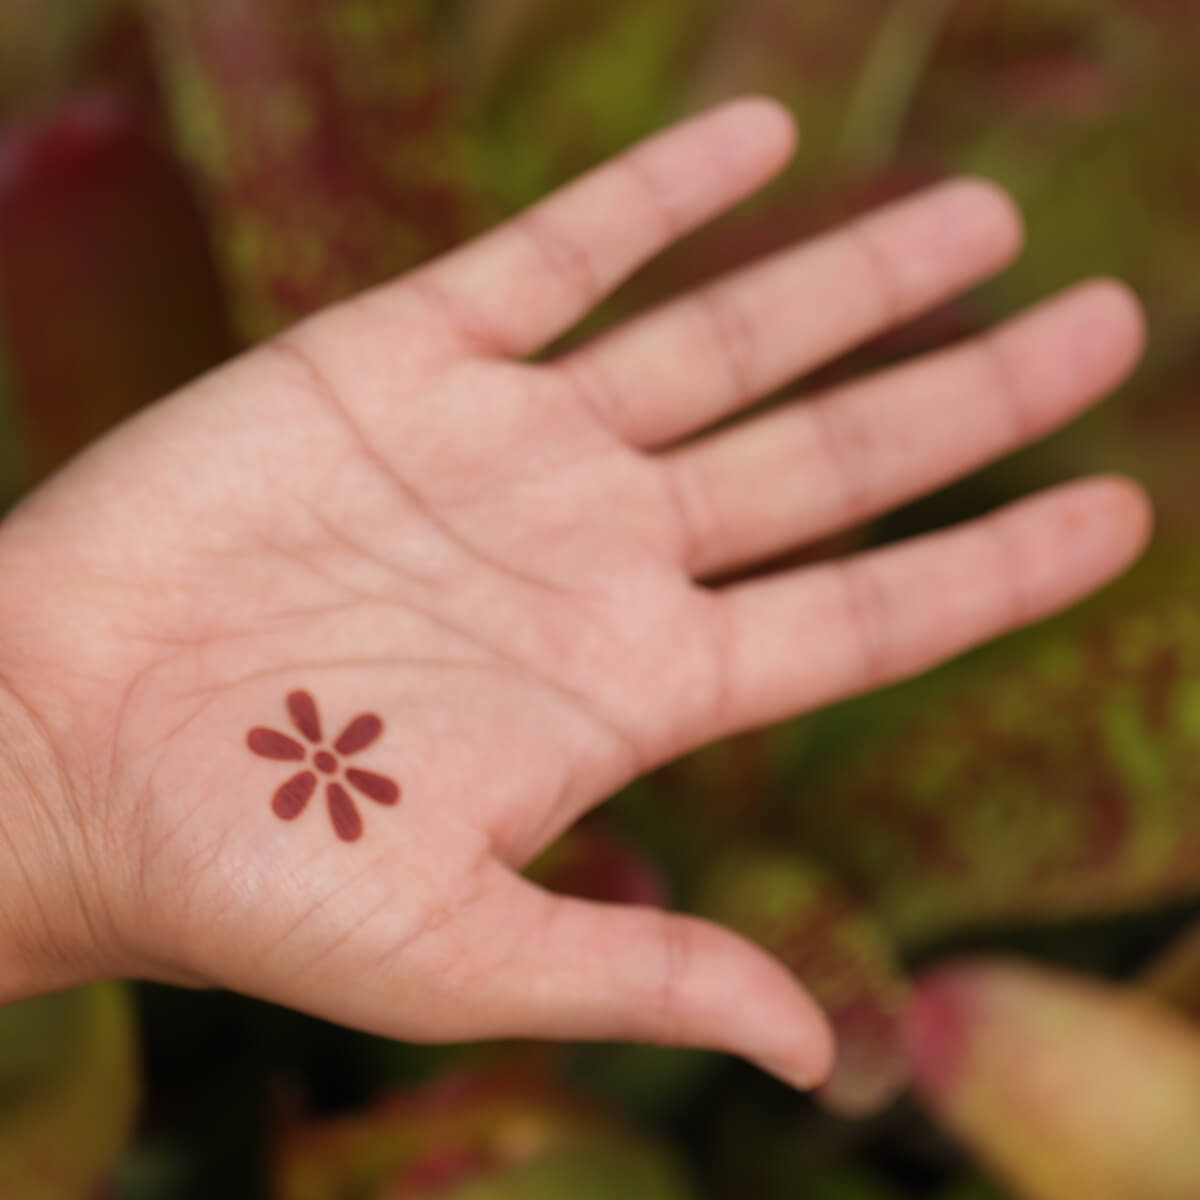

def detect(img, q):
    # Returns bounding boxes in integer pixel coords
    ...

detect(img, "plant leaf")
[1143,918,1200,1024]
[786,548,1200,946]
[526,827,670,909]
[273,1062,695,1199]
[0,983,140,1197]
[0,0,119,117]
[0,87,235,485]
[145,0,482,340]
[697,848,910,1116]
[908,961,1200,1200]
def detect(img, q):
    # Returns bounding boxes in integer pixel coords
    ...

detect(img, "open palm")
[0,99,1149,1092]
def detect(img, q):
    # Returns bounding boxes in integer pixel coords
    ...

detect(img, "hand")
[0,97,1149,1091]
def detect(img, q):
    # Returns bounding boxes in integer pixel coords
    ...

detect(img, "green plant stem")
[839,0,957,171]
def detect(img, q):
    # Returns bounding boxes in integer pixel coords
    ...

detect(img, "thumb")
[474,876,835,1091]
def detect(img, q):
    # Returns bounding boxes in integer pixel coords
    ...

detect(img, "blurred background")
[1,1,1199,1197]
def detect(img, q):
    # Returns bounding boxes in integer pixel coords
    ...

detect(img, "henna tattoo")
[247,691,401,842]
[247,729,305,761]
[335,714,382,756]
[344,768,399,806]
[326,782,363,843]
[287,690,322,743]
[274,771,317,821]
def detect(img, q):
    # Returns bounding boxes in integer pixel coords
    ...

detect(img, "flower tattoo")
[247,691,401,842]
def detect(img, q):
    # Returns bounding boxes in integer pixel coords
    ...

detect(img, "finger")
[559,176,1024,447]
[461,875,835,1092]
[711,477,1152,737]
[397,97,798,359]
[664,280,1147,577]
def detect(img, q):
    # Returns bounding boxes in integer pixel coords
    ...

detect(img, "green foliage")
[787,547,1200,943]
[448,1148,693,1200]
[464,0,724,212]
[0,0,117,116]
[0,984,139,1196]
[273,1065,696,1200]
[145,0,482,339]
[698,849,910,1115]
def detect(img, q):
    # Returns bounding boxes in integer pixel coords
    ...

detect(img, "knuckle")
[661,454,729,573]
[652,912,703,1033]
[978,514,1032,630]
[808,398,872,527]
[848,218,908,329]
[558,353,627,433]
[693,284,755,406]
[514,207,602,314]
[832,559,890,691]
[618,150,683,243]
[977,329,1035,443]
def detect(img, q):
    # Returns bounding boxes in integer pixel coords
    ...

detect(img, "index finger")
[399,97,799,359]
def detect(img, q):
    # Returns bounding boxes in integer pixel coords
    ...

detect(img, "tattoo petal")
[346,768,400,807]
[327,782,364,842]
[335,714,383,756]
[248,728,307,761]
[273,771,317,821]
[287,690,323,743]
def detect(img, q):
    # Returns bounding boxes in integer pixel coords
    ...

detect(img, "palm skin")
[0,99,1150,1092]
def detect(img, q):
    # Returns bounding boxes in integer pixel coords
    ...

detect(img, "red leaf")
[0,88,234,481]
[529,827,670,909]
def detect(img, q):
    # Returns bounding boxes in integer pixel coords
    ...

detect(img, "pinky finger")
[713,476,1152,737]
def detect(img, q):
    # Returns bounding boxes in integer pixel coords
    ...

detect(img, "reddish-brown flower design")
[247,691,400,842]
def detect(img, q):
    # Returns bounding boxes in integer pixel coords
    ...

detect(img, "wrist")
[0,680,115,1003]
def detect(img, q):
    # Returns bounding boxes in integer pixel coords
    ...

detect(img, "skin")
[0,98,1151,1092]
